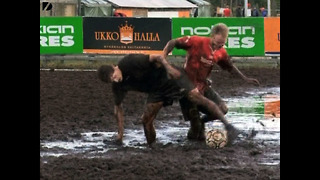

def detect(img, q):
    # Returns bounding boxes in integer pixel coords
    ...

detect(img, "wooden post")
[230,0,233,16]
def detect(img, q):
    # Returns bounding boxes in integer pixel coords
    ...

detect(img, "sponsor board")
[172,18,265,56]
[40,17,83,54]
[83,17,171,54]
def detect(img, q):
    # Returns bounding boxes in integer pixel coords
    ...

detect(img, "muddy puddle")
[40,87,280,165]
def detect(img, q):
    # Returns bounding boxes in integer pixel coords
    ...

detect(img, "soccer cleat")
[187,128,199,140]
[225,124,240,145]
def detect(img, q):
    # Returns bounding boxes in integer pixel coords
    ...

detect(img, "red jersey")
[175,36,232,93]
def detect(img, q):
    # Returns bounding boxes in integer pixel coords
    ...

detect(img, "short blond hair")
[211,23,229,38]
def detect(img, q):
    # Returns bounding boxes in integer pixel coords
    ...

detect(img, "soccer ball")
[206,129,228,148]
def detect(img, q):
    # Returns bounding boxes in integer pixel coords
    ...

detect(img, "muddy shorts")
[147,66,195,107]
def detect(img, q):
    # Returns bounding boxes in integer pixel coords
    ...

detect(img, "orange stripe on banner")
[83,49,163,55]
[264,95,280,118]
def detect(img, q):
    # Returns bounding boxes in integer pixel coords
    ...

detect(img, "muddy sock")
[198,121,206,140]
[225,124,240,145]
[188,120,201,139]
[200,114,211,123]
[187,108,202,140]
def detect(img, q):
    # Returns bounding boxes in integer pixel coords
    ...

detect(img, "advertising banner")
[40,17,83,54]
[264,17,280,55]
[171,17,265,56]
[83,17,171,54]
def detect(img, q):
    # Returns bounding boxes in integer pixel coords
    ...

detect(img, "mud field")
[40,63,280,180]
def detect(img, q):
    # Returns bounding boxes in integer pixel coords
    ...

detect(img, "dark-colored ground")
[40,63,280,180]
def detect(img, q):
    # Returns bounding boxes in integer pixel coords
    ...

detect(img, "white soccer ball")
[206,129,228,148]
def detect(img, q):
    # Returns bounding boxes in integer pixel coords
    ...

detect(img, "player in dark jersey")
[97,54,182,145]
[162,23,260,143]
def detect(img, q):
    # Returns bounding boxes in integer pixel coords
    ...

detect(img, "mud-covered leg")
[198,121,206,140]
[187,108,202,140]
[199,87,228,123]
[142,102,163,145]
[179,96,204,140]
[187,89,239,144]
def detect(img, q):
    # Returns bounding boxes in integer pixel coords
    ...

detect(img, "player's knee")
[220,104,228,114]
[142,113,150,124]
[187,90,202,104]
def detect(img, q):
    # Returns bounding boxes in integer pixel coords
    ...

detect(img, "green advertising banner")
[172,17,265,56]
[40,17,83,54]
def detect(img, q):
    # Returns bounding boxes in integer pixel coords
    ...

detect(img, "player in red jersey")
[162,23,260,143]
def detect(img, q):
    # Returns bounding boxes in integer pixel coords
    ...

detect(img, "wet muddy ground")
[40,64,280,180]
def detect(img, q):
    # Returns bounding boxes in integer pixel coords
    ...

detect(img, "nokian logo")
[40,25,75,47]
[181,26,256,48]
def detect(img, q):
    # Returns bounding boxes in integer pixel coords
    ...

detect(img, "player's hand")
[115,135,123,145]
[247,78,260,86]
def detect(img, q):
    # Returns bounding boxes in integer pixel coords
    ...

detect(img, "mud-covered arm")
[162,39,179,59]
[159,37,191,79]
[112,84,127,143]
[150,54,181,79]
[229,64,260,86]
[218,56,260,86]
[114,104,124,143]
